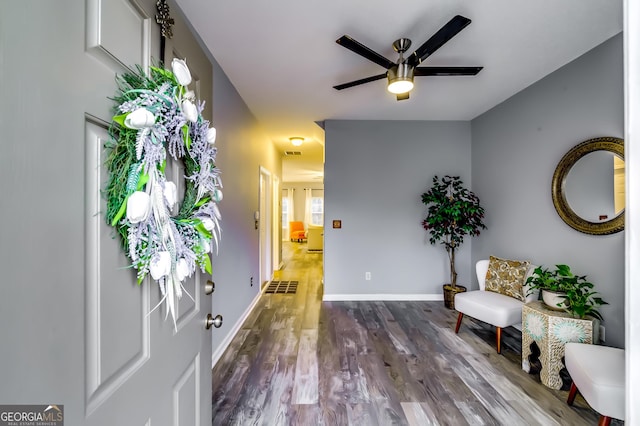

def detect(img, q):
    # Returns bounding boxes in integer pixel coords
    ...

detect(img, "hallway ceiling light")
[290,137,304,146]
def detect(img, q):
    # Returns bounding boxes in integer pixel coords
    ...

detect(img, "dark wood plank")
[290,403,319,425]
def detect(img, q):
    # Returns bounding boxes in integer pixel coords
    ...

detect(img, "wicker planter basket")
[443,284,467,310]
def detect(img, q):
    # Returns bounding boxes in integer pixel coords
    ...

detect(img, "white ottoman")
[565,342,625,425]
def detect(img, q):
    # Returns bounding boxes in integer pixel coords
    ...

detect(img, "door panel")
[173,354,200,425]
[85,118,151,416]
[0,1,213,424]
[86,0,150,72]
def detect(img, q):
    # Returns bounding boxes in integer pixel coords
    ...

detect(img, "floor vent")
[265,280,298,294]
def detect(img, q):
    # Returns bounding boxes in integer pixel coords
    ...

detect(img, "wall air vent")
[284,151,302,156]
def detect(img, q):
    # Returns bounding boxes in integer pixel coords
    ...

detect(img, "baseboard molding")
[211,288,265,368]
[322,293,444,301]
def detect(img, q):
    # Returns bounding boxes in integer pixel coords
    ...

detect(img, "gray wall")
[208,57,282,357]
[471,34,624,347]
[324,120,472,297]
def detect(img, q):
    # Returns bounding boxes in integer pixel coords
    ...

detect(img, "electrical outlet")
[600,325,605,343]
[365,272,371,280]
[250,277,253,287]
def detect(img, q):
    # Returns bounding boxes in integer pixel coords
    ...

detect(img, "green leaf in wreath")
[195,196,210,208]
[182,125,191,150]
[112,113,127,127]
[111,195,129,227]
[203,253,212,275]
[195,222,213,239]
[151,66,177,84]
[137,172,149,190]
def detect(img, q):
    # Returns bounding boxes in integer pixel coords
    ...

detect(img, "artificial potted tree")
[421,175,486,309]
[526,264,608,320]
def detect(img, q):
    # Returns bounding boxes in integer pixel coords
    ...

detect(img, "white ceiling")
[175,0,622,182]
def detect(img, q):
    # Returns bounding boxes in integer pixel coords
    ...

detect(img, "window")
[282,196,289,226]
[311,197,323,226]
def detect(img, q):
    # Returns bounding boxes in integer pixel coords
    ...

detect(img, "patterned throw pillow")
[484,255,531,301]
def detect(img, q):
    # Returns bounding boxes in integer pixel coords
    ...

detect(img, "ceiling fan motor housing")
[387,63,414,94]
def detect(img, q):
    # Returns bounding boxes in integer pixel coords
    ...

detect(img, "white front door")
[0,1,212,424]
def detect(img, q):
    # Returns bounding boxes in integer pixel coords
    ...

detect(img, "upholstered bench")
[455,258,538,354]
[565,342,625,425]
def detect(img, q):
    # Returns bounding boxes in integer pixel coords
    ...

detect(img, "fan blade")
[333,73,387,90]
[336,35,395,69]
[414,66,483,76]
[408,15,472,66]
[396,92,410,101]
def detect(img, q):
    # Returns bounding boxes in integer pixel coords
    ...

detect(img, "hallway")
[211,242,604,425]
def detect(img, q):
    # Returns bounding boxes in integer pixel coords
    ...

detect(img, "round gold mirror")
[552,136,624,235]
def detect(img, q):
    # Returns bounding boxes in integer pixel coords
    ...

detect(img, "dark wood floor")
[212,242,613,425]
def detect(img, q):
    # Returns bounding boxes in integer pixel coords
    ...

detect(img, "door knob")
[205,313,223,329]
[205,280,215,295]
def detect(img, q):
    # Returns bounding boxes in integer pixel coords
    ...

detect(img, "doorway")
[259,167,273,286]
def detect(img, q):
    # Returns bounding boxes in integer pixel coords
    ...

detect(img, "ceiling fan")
[333,15,482,101]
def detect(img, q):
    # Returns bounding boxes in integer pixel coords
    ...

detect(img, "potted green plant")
[526,264,608,320]
[421,175,486,309]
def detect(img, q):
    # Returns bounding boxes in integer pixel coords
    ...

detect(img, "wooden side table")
[521,301,599,389]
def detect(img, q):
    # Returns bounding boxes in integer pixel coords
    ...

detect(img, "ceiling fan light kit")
[387,63,414,94]
[334,15,482,101]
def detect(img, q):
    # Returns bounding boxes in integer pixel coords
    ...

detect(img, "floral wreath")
[105,59,222,327]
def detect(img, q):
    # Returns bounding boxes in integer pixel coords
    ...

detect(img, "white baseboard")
[211,288,265,368]
[322,293,444,301]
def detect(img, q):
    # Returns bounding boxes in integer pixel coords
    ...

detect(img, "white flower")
[163,181,177,209]
[181,99,198,123]
[172,58,192,86]
[184,90,195,101]
[206,127,217,145]
[176,258,190,281]
[525,313,546,341]
[212,189,223,202]
[201,217,215,231]
[124,108,155,129]
[126,191,150,223]
[553,322,588,344]
[149,251,171,280]
[202,239,211,254]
